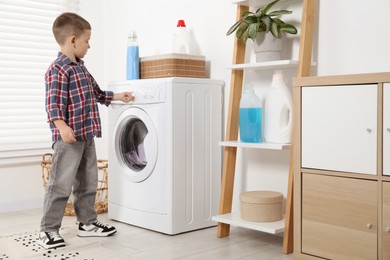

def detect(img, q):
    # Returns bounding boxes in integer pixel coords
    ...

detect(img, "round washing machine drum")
[114,107,158,182]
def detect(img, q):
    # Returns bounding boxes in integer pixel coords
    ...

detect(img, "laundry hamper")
[41,153,109,216]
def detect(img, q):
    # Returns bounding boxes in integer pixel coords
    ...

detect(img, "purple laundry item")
[121,118,149,170]
[125,144,147,169]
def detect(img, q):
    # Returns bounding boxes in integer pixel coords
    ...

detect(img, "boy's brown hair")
[52,12,91,45]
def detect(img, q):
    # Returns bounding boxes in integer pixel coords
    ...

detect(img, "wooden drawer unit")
[294,72,390,260]
[302,174,377,259]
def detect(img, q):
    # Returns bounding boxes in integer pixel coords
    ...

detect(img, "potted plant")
[226,0,298,62]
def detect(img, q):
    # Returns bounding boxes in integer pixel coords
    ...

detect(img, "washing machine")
[107,77,223,234]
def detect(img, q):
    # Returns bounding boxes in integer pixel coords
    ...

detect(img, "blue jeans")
[40,139,98,232]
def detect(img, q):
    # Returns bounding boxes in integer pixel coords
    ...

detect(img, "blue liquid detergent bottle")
[126,30,139,80]
[239,84,263,143]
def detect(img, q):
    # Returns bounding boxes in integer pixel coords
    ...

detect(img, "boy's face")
[73,29,91,59]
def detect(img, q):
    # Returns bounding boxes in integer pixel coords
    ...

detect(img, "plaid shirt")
[45,52,113,142]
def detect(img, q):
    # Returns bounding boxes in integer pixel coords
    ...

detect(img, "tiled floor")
[0,208,293,259]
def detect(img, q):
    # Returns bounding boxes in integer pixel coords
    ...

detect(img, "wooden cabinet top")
[293,71,390,87]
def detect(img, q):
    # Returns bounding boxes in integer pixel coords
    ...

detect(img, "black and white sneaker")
[77,221,117,237]
[38,231,66,249]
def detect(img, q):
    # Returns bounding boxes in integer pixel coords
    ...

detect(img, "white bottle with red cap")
[172,19,192,54]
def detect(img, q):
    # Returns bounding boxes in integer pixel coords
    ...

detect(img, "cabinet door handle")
[386,128,390,133]
[367,223,373,229]
[366,128,373,133]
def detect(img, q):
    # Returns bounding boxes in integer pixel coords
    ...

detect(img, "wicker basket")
[41,153,108,216]
[140,53,206,79]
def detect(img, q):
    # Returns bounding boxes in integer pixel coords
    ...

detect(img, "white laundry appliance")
[107,77,223,234]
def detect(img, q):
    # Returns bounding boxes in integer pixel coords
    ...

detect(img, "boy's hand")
[54,120,76,143]
[113,92,135,103]
[59,126,76,143]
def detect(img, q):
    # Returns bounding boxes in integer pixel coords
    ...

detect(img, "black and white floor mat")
[0,227,119,260]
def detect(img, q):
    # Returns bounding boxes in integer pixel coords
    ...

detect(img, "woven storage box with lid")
[240,191,283,222]
[140,53,206,79]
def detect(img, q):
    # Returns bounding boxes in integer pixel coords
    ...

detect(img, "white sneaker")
[77,221,117,237]
[38,231,66,249]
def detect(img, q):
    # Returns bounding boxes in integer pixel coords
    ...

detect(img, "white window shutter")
[0,0,80,164]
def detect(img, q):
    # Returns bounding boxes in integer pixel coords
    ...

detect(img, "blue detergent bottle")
[126,30,139,80]
[239,84,263,143]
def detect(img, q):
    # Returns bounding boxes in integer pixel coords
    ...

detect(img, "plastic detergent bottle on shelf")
[239,84,263,143]
[264,70,293,143]
[126,30,139,80]
[172,20,192,54]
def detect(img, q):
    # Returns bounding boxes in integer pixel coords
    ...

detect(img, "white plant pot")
[253,33,286,62]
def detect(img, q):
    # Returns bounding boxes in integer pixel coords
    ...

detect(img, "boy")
[39,12,134,249]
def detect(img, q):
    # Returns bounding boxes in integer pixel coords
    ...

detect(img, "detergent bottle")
[172,20,192,54]
[264,71,293,143]
[239,83,263,143]
[126,30,139,80]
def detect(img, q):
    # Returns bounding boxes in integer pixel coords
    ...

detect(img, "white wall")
[2,0,390,213]
[0,163,44,213]
[317,0,390,75]
[0,0,107,213]
[99,0,235,82]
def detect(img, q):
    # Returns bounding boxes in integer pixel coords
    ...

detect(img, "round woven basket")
[41,153,109,216]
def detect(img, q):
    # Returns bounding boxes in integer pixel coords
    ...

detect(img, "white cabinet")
[295,73,390,260]
[384,84,390,176]
[301,85,377,175]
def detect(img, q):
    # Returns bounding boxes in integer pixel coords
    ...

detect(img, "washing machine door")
[113,107,158,182]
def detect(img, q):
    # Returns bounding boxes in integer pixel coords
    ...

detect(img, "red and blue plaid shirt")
[45,52,113,142]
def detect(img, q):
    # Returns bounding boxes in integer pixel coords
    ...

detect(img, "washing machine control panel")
[134,88,157,101]
[132,84,165,104]
[109,81,166,105]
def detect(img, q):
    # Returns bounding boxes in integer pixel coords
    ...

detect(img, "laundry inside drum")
[120,118,148,171]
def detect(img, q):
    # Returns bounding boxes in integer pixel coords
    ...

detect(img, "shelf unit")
[213,61,294,238]
[214,0,317,255]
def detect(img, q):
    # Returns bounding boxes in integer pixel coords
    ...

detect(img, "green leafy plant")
[227,0,298,43]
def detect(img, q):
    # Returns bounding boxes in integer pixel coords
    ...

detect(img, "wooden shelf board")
[212,212,285,234]
[227,60,317,71]
[219,141,291,150]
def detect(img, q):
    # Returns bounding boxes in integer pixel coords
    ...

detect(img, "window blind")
[0,0,79,164]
